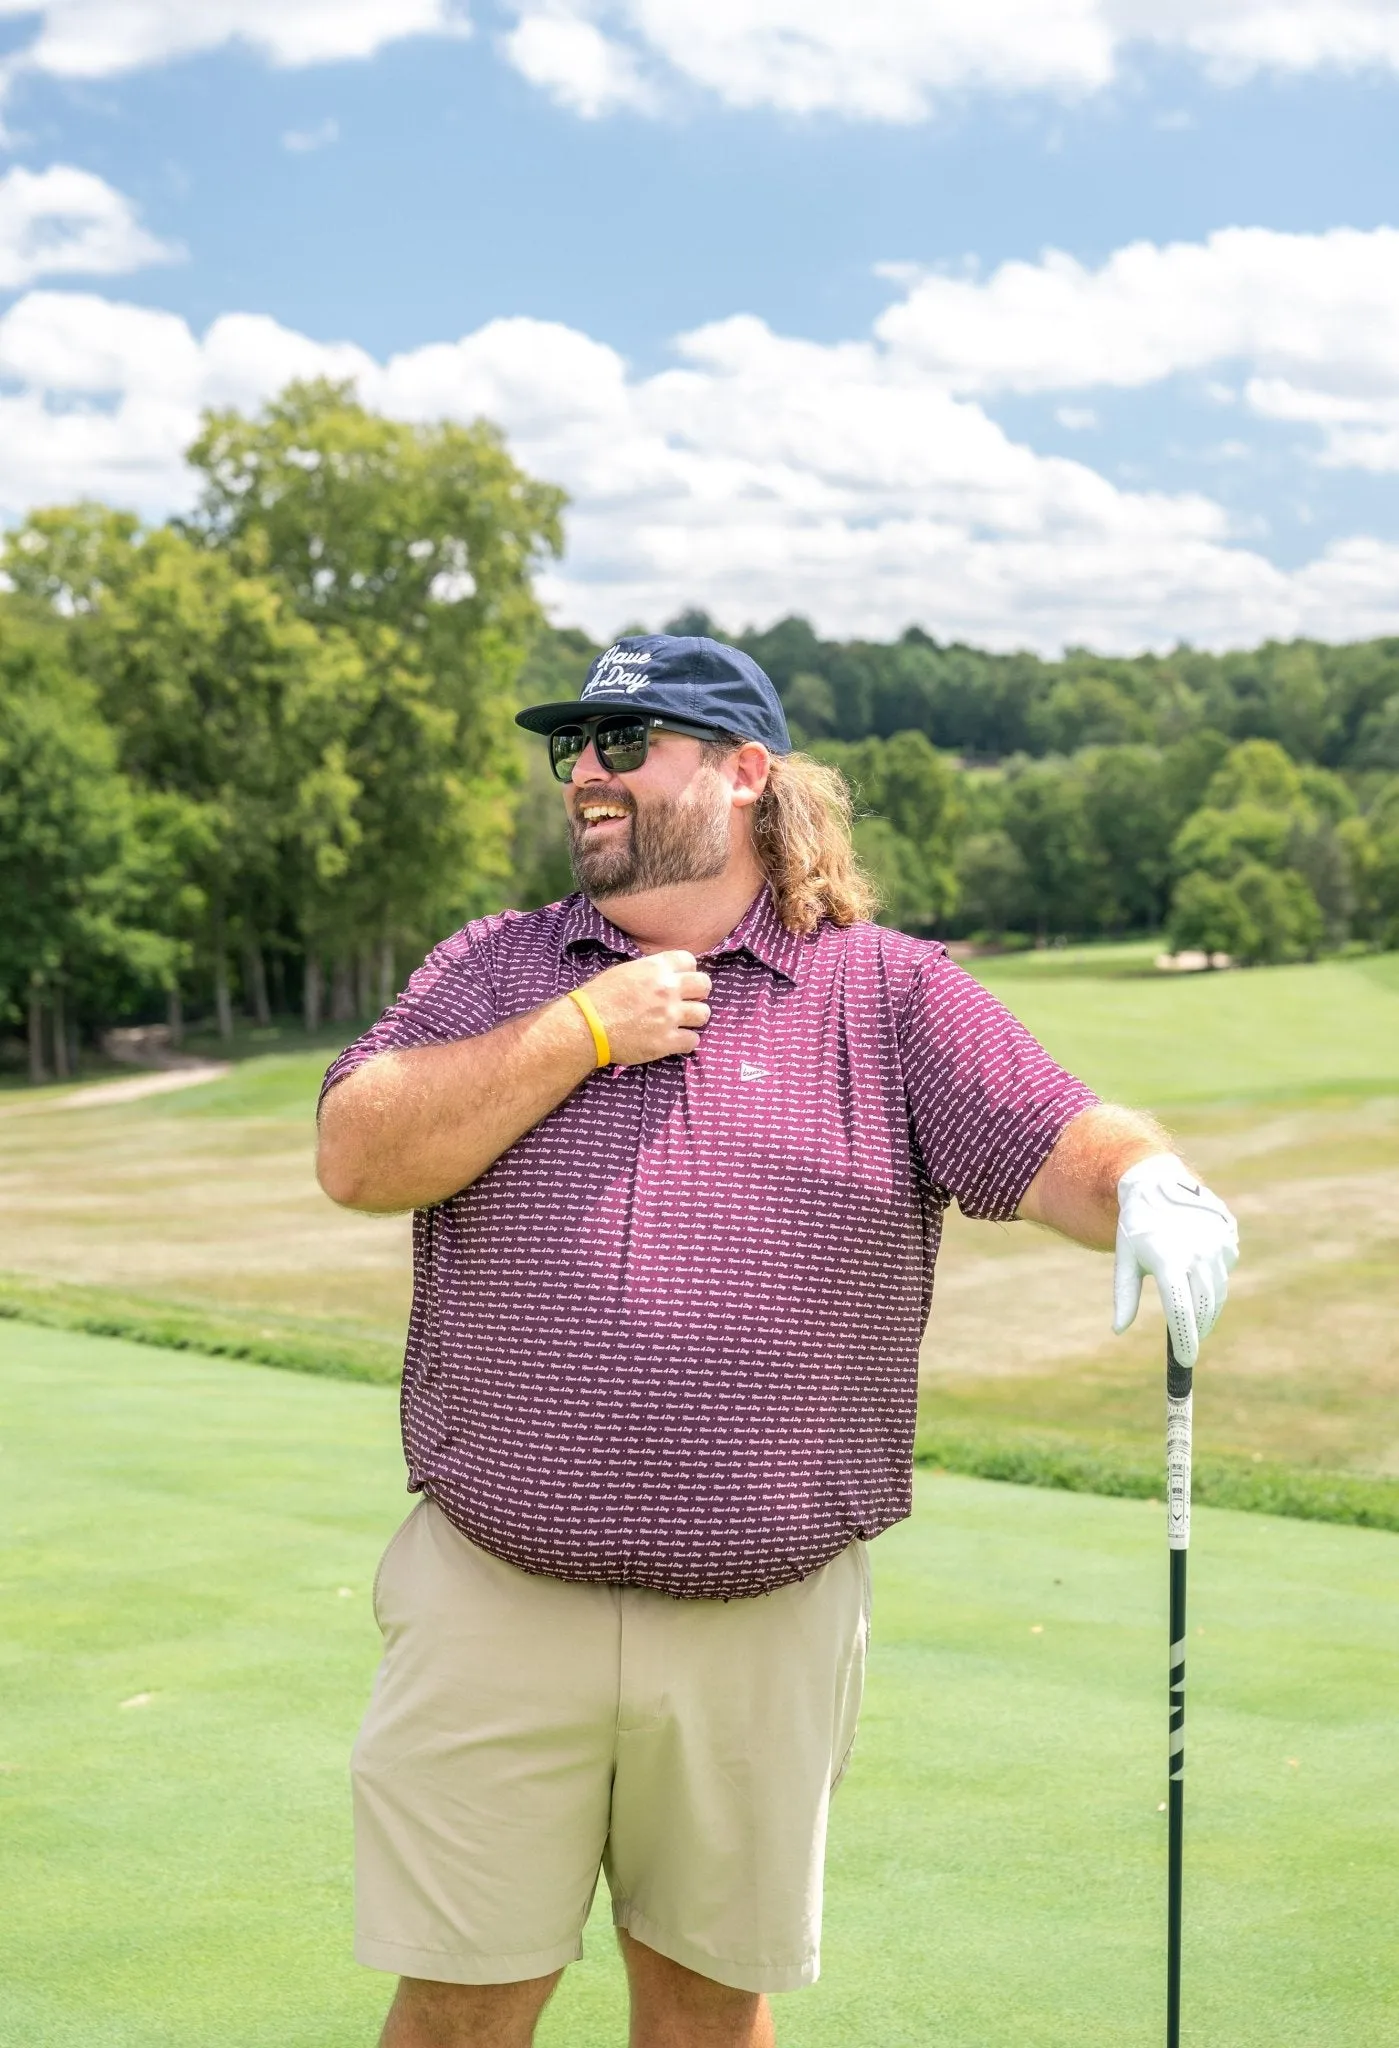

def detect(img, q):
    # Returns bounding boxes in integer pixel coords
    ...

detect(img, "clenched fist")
[570,951,712,1066]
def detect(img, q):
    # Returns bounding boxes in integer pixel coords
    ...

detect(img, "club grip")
[1166,1337,1193,1400]
[1166,1336,1193,1552]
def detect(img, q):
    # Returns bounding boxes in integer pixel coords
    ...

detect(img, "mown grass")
[2,1324,1395,2048]
[0,1273,401,1383]
[971,947,1399,1104]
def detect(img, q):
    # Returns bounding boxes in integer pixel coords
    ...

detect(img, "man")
[317,633,1239,2048]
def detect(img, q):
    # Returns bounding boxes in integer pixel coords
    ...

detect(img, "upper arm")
[898,950,1099,1222]
[316,924,501,1119]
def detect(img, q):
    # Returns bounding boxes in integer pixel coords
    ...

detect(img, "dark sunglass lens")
[596,720,649,773]
[550,729,586,781]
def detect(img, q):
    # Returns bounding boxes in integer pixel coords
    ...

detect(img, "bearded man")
[316,633,1239,2048]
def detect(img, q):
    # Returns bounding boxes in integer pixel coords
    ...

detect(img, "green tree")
[1027,673,1152,754]
[1000,759,1105,938]
[1166,871,1256,962]
[1202,737,1305,812]
[0,629,173,1079]
[183,378,566,1012]
[815,730,963,929]
[1081,746,1181,931]
[784,672,839,742]
[1171,801,1294,880]
[955,830,1032,939]
[1232,864,1324,964]
[79,523,366,1037]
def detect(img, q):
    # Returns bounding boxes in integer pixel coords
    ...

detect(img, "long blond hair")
[708,742,877,934]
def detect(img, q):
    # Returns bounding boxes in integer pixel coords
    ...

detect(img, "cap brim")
[515,699,737,740]
[516,698,618,736]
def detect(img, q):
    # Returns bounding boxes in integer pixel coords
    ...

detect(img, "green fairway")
[2,1323,1394,2047]
[971,946,1399,1106]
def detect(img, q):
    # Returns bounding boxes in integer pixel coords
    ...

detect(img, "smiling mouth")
[576,803,632,827]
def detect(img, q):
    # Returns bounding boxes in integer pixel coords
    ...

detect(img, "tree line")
[3,384,1398,1082]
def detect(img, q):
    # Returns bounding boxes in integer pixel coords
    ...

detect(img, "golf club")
[1165,1333,1193,2048]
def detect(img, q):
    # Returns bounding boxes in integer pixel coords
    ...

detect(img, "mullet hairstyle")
[703,739,879,934]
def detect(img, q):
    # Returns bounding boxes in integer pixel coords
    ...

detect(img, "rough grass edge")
[914,1427,1399,1533]
[2,1279,1394,1534]
[0,1277,400,1386]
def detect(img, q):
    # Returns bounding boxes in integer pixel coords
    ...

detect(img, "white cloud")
[878,226,1399,471]
[1246,379,1399,472]
[1055,406,1098,431]
[282,117,339,152]
[502,6,652,115]
[496,2,1399,120]
[0,1,468,93]
[4,277,1399,655]
[0,164,180,288]
[0,0,1393,116]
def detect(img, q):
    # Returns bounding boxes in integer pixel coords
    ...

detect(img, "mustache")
[567,782,637,820]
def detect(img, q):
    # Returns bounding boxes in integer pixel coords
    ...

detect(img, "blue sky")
[1,3,1398,651]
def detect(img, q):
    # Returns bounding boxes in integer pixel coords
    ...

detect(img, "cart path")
[0,1064,231,1113]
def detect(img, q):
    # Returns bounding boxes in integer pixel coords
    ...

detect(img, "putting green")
[1,1324,1394,2047]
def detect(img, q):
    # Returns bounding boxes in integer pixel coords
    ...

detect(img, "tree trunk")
[330,956,356,1023]
[27,981,47,1085]
[355,944,375,1019]
[211,899,234,1043]
[244,940,272,1026]
[167,985,184,1049]
[213,952,234,1043]
[378,937,395,1010]
[303,955,324,1034]
[51,981,70,1080]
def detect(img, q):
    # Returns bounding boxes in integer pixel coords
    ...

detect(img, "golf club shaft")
[1166,1337,1193,2048]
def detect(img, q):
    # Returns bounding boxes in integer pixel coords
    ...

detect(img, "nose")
[571,738,607,784]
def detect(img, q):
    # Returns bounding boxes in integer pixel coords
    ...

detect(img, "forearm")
[1016,1103,1173,1250]
[317,995,597,1213]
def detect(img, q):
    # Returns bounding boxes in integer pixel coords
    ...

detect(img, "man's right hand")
[319,951,714,1213]
[575,951,712,1066]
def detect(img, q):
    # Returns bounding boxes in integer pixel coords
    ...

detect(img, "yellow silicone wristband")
[566,987,611,1069]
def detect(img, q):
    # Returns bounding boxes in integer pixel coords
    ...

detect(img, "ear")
[728,741,771,809]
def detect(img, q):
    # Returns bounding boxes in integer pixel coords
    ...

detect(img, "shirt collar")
[560,885,808,984]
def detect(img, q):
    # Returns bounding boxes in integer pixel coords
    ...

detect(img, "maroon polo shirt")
[321,888,1096,1599]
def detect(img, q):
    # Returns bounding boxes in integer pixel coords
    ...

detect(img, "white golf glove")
[1113,1153,1239,1368]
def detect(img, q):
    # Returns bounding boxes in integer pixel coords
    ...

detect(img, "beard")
[569,769,731,899]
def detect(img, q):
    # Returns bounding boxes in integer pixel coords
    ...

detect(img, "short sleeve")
[317,922,501,1111]
[898,950,1098,1221]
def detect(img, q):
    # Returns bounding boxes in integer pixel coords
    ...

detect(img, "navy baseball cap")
[516,634,792,756]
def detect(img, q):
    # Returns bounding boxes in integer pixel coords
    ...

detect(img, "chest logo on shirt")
[740,1062,770,1082]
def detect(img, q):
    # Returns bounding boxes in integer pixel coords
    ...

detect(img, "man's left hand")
[1113,1153,1240,1367]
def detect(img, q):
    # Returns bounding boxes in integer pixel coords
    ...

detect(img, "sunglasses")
[548,715,724,783]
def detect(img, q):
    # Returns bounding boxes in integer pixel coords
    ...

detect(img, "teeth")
[580,805,627,821]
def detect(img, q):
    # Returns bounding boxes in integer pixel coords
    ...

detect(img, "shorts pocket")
[371,1498,428,1631]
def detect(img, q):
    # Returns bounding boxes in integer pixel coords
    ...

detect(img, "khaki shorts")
[351,1497,870,1995]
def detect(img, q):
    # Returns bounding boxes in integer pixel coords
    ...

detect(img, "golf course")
[2,944,1397,2044]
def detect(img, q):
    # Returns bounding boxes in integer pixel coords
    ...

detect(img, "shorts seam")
[354,1931,584,1984]
[361,1936,569,1961]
